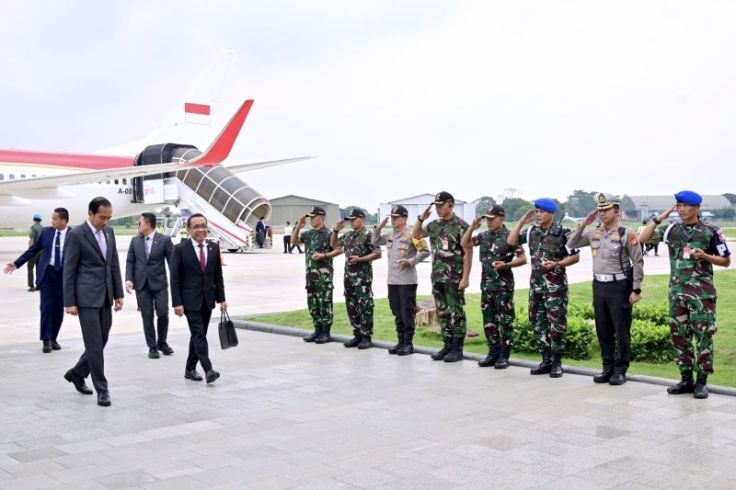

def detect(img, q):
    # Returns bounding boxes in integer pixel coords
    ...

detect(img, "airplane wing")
[0,161,198,198]
[224,156,313,173]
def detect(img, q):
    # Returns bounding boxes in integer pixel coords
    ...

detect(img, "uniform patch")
[627,231,638,246]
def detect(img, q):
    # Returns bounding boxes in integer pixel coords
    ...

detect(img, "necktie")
[96,229,107,260]
[54,230,61,271]
[145,236,151,259]
[198,243,206,272]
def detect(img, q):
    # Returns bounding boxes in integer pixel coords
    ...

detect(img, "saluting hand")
[297,215,307,228]
[378,217,389,229]
[657,205,676,223]
[471,217,483,230]
[419,205,433,221]
[520,209,535,225]
[582,210,598,227]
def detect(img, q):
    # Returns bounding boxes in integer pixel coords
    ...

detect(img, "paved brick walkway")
[1,328,736,489]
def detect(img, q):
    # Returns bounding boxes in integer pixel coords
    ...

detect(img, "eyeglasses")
[189,224,209,230]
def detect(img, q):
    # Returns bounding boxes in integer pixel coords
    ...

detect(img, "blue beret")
[33,214,42,220]
[674,190,702,206]
[534,198,558,213]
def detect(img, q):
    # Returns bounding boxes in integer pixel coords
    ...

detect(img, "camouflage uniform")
[338,227,381,336]
[472,226,521,349]
[422,214,469,339]
[297,227,334,332]
[662,221,731,376]
[520,224,578,354]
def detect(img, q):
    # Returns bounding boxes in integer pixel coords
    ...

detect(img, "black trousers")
[283,236,291,253]
[72,297,113,394]
[39,267,64,341]
[135,286,169,348]
[593,280,632,370]
[388,284,417,336]
[185,303,214,372]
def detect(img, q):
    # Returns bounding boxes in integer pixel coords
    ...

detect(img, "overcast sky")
[2,0,735,212]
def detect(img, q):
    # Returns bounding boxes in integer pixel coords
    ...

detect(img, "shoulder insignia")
[627,231,638,245]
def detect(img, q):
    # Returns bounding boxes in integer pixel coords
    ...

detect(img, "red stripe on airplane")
[0,150,133,170]
[185,103,211,115]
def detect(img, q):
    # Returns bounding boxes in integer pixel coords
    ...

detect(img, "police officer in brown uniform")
[568,193,644,385]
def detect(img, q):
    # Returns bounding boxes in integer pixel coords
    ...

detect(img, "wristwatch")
[632,288,641,295]
[652,217,661,225]
[417,216,424,222]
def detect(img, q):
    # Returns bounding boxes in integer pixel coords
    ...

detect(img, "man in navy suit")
[171,213,227,384]
[4,208,70,353]
[63,197,124,407]
[125,212,174,359]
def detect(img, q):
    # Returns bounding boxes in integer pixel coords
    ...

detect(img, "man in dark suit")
[125,212,174,359]
[4,208,70,352]
[171,213,227,384]
[63,197,124,407]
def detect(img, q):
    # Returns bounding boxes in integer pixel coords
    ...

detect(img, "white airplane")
[0,53,308,249]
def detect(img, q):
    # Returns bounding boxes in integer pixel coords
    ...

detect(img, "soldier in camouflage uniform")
[640,191,731,399]
[412,191,469,362]
[461,205,526,369]
[291,206,335,344]
[329,208,382,349]
[508,198,580,378]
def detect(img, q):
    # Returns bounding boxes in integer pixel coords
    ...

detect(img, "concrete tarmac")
[1,235,735,489]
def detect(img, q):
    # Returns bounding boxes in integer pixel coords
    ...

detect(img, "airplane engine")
[132,143,271,228]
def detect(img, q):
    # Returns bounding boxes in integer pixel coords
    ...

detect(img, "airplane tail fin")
[99,51,239,155]
[192,100,254,165]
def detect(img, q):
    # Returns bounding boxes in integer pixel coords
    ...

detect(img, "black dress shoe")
[157,343,174,355]
[184,370,203,381]
[593,368,613,384]
[51,340,61,351]
[97,392,111,407]
[148,348,160,359]
[205,369,220,384]
[42,341,52,353]
[64,369,93,395]
[609,372,626,385]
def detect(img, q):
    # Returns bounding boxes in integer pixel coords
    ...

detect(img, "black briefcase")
[218,310,239,349]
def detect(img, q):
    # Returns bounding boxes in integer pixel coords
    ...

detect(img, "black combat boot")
[303,326,320,343]
[343,331,362,348]
[667,371,694,394]
[693,374,709,399]
[593,365,614,383]
[431,337,451,361]
[549,353,563,378]
[397,331,415,356]
[477,345,499,367]
[494,344,510,370]
[608,367,626,385]
[530,349,552,375]
[314,326,331,344]
[443,337,464,363]
[388,330,403,354]
[357,335,373,349]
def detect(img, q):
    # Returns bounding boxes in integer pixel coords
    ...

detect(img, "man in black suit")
[125,212,174,359]
[4,208,70,352]
[170,213,227,384]
[63,197,124,407]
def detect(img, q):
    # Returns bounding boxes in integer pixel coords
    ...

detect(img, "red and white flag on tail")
[184,103,211,125]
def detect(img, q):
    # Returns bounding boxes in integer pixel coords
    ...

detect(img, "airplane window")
[0,174,4,181]
[114,179,119,185]
[21,174,26,178]
[32,174,37,178]
[122,178,127,185]
[10,174,15,179]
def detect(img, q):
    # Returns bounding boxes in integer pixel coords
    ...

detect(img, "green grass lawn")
[246,269,736,387]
